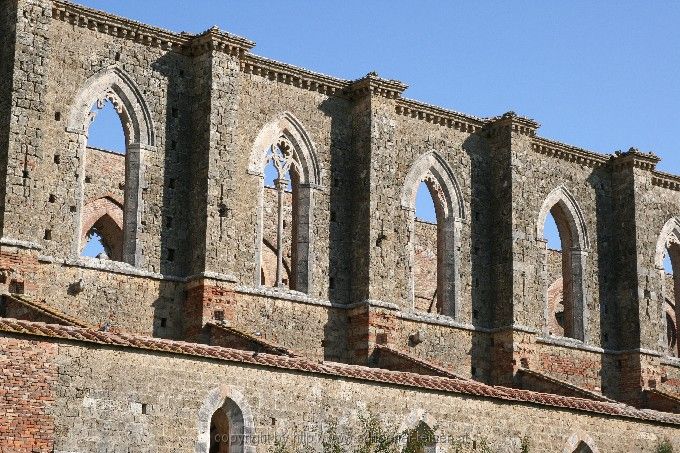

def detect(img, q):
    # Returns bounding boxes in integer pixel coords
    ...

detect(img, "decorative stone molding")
[652,170,680,191]
[248,112,322,186]
[654,217,680,270]
[531,137,608,168]
[52,0,192,53]
[67,66,156,147]
[242,55,348,96]
[395,98,484,133]
[196,386,255,453]
[486,111,540,137]
[562,431,599,453]
[536,185,590,251]
[609,147,661,171]
[189,26,254,57]
[347,72,408,99]
[400,151,465,220]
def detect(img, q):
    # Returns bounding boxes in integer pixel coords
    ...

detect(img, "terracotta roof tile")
[206,322,300,357]
[3,294,92,329]
[0,317,678,426]
[516,367,614,402]
[374,344,469,380]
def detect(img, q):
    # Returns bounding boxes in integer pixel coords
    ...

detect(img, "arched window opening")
[401,152,462,318]
[539,191,587,342]
[82,97,128,263]
[260,141,300,290]
[205,396,246,453]
[251,113,320,295]
[69,68,155,268]
[413,181,441,313]
[80,212,123,261]
[81,230,109,259]
[404,421,436,453]
[663,243,680,357]
[87,99,127,154]
[209,407,230,453]
[545,211,566,336]
[574,441,594,453]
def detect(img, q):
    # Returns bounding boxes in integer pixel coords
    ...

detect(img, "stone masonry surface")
[0,0,679,451]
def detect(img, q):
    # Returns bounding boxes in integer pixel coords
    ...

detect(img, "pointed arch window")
[404,421,436,453]
[401,152,464,318]
[538,186,589,341]
[249,113,321,295]
[67,67,155,267]
[261,140,299,289]
[656,218,680,357]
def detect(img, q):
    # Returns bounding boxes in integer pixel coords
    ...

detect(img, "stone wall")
[1,333,678,453]
[0,0,680,430]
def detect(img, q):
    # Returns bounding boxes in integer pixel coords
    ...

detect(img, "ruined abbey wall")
[0,0,679,450]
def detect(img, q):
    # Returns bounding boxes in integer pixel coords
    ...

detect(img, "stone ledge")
[233,285,339,308]
[0,237,42,251]
[396,310,484,332]
[36,254,184,282]
[536,335,605,353]
[660,356,680,368]
[186,271,237,284]
[345,299,401,311]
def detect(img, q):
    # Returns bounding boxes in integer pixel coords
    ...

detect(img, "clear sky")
[79,1,679,257]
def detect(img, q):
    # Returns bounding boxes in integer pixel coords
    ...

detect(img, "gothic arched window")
[401,151,464,318]
[68,67,155,267]
[249,113,321,295]
[538,186,589,341]
[656,218,680,357]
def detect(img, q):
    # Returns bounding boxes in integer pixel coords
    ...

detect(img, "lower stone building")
[0,0,679,451]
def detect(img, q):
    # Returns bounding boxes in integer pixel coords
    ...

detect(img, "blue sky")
[80,1,679,257]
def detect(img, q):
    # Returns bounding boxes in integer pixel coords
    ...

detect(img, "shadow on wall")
[463,132,493,383]
[319,96,352,362]
[587,167,617,399]
[152,51,193,340]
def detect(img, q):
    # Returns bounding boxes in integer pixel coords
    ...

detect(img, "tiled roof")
[3,294,92,329]
[516,368,614,403]
[206,321,300,357]
[0,317,679,426]
[374,344,468,380]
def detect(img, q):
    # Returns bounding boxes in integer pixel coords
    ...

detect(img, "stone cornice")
[395,98,485,133]
[651,170,680,191]
[52,0,193,52]
[188,26,254,57]
[347,72,408,100]
[609,147,661,171]
[531,137,609,169]
[242,55,350,97]
[486,111,540,137]
[52,1,254,57]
